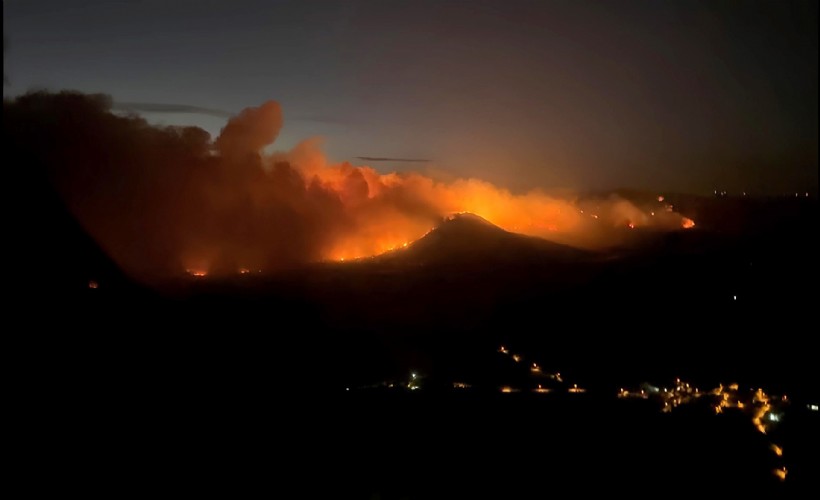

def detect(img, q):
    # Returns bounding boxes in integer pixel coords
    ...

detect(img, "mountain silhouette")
[377,212,591,267]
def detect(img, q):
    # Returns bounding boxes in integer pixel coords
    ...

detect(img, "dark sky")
[4,0,817,194]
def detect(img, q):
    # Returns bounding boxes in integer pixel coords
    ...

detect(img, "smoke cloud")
[6,92,693,282]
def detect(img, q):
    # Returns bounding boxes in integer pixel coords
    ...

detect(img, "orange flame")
[288,146,699,263]
[16,93,703,280]
[159,104,702,272]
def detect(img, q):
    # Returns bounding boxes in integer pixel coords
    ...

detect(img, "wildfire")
[329,237,416,262]
[312,169,577,261]
[681,217,696,229]
[24,94,706,280]
[304,152,699,262]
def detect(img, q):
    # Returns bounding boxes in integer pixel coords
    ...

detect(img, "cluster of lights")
[620,380,790,481]
[407,371,421,390]
[713,189,811,199]
[348,347,809,485]
[618,377,700,412]
[497,346,572,393]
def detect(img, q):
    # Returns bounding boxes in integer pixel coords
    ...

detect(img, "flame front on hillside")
[13,93,695,280]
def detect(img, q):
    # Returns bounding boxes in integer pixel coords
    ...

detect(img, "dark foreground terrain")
[14,165,820,493]
[35,387,817,496]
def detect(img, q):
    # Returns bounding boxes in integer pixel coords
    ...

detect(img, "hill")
[376,212,592,267]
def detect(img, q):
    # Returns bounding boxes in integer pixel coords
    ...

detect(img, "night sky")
[4,0,817,194]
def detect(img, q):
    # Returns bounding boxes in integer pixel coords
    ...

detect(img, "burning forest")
[7,92,696,282]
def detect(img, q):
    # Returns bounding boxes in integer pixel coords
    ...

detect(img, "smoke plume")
[6,92,693,282]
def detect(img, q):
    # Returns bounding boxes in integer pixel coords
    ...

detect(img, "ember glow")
[14,93,696,281]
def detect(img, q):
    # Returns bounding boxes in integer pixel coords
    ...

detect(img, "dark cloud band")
[113,102,233,118]
[356,157,430,163]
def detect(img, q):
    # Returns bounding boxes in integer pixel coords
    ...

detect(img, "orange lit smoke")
[279,137,694,262]
[16,93,695,280]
